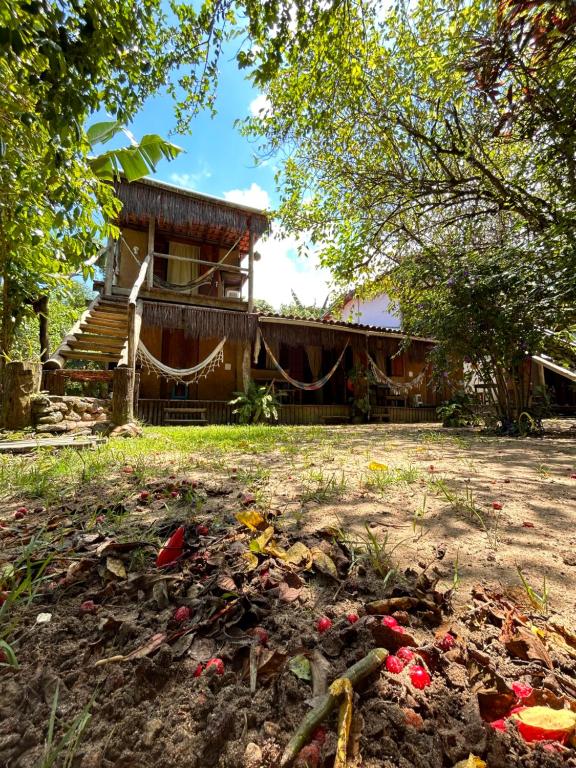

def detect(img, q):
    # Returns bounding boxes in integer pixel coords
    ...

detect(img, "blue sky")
[109,47,332,309]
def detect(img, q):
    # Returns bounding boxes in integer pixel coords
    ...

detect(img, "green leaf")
[288,654,312,681]
[86,120,121,147]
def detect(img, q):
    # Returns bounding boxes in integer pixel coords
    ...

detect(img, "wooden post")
[0,361,41,429]
[111,367,135,425]
[247,222,255,311]
[104,237,115,295]
[146,217,155,289]
[34,295,49,362]
[242,345,251,392]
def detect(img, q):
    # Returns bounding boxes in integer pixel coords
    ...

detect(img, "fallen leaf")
[236,509,266,531]
[278,581,302,602]
[311,547,339,579]
[242,551,259,571]
[94,632,166,666]
[501,623,553,669]
[282,542,313,569]
[217,574,237,593]
[289,654,312,681]
[106,557,127,580]
[453,756,487,768]
[310,649,332,696]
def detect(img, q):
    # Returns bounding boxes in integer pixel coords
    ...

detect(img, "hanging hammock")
[367,353,428,393]
[260,332,349,391]
[137,337,226,384]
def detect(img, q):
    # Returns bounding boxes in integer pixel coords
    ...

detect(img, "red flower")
[409,665,431,689]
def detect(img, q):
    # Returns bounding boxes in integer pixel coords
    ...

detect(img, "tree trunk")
[0,360,41,429]
[111,367,135,425]
[33,295,50,362]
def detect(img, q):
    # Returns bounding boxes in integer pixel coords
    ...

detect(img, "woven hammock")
[260,333,349,391]
[137,338,226,384]
[367,353,428,393]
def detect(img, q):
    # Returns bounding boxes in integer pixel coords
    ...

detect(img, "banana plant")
[86,120,182,182]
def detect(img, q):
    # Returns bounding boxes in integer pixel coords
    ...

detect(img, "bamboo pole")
[248,222,255,312]
[146,217,155,289]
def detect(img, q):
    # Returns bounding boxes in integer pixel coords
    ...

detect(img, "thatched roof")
[115,178,269,252]
[142,303,258,341]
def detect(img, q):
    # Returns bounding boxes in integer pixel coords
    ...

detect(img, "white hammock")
[367,353,428,394]
[137,337,226,384]
[260,333,349,391]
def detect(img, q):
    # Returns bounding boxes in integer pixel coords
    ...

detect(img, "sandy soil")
[0,421,575,768]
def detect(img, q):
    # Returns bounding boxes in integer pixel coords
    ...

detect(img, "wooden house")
[44,178,443,425]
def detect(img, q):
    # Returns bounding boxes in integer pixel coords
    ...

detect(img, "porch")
[137,399,439,426]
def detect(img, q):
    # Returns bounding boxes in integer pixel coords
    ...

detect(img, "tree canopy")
[245,0,576,427]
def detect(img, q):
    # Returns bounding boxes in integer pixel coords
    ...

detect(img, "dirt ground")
[1,421,576,768]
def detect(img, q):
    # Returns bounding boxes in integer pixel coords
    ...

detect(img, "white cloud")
[249,93,271,117]
[170,164,211,189]
[224,183,332,309]
[254,233,332,310]
[224,182,271,211]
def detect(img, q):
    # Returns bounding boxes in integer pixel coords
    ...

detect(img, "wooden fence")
[137,399,439,426]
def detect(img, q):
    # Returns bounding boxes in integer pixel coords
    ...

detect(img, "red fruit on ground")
[253,627,269,645]
[16,506,28,515]
[155,525,186,567]
[391,625,405,634]
[79,600,97,615]
[0,591,8,605]
[385,655,405,674]
[397,647,415,663]
[346,613,359,624]
[122,466,134,473]
[174,606,191,623]
[205,658,225,675]
[295,744,320,768]
[170,491,178,498]
[490,719,507,732]
[196,524,209,536]
[428,465,435,472]
[409,665,431,689]
[193,663,203,677]
[492,501,503,510]
[522,521,535,528]
[512,681,533,699]
[437,633,456,651]
[316,617,333,633]
[311,726,327,745]
[0,649,7,664]
[571,474,576,479]
[139,491,150,501]
[14,509,26,520]
[381,615,398,628]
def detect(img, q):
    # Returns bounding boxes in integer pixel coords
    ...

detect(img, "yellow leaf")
[281,541,313,568]
[453,756,487,768]
[311,547,339,579]
[255,526,275,551]
[368,461,388,471]
[235,509,266,531]
[330,677,353,768]
[242,551,259,571]
[106,556,127,579]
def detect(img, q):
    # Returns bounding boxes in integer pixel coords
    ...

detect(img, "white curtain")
[167,242,199,286]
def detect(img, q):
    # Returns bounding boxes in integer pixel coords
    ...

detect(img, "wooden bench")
[163,407,208,425]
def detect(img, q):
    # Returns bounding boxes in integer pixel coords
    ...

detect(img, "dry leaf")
[277,581,302,602]
[217,574,237,593]
[236,509,266,531]
[501,624,553,669]
[123,632,166,660]
[310,649,331,697]
[242,551,259,571]
[282,542,313,569]
[453,756,487,768]
[311,547,339,579]
[106,557,127,579]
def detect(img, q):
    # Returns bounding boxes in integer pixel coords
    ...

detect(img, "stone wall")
[31,395,111,435]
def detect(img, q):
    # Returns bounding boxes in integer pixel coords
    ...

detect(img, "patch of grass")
[300,469,348,503]
[428,477,501,548]
[517,566,550,614]
[363,465,420,494]
[41,683,93,768]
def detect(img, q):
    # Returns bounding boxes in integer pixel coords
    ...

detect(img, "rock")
[244,742,262,768]
[563,554,576,566]
[110,423,143,438]
[142,718,163,748]
[37,411,64,425]
[66,411,81,422]
[82,412,95,422]
[31,395,51,410]
[92,421,111,434]
[96,412,109,422]
[36,423,68,433]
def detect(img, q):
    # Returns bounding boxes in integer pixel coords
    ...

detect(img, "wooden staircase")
[45,294,130,369]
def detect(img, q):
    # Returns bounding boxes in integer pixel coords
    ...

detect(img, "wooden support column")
[247,222,254,312]
[112,367,135,425]
[146,217,155,289]
[1,361,41,429]
[104,237,115,295]
[242,345,252,392]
